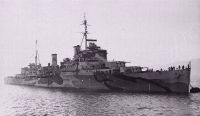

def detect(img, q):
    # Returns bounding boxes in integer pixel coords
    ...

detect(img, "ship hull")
[4,77,37,86]
[5,69,190,93]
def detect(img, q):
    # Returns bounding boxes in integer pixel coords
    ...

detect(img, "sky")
[0,0,200,77]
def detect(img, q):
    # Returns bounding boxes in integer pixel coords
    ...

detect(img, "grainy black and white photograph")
[0,0,200,115]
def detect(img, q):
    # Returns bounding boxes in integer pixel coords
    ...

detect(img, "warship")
[4,16,191,93]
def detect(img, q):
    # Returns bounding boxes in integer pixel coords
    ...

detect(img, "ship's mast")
[35,40,38,66]
[82,14,97,50]
[83,14,88,50]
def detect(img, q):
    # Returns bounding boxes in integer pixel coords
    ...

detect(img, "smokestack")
[73,45,80,57]
[51,54,57,66]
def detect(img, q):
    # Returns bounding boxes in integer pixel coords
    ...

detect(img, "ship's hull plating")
[5,69,190,93]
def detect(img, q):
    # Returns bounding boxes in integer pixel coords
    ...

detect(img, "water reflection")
[0,84,200,116]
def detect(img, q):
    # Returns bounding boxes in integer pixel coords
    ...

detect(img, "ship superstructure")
[5,15,191,93]
[5,40,41,85]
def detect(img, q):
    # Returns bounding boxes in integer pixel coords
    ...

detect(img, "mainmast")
[81,14,97,50]
[35,40,38,66]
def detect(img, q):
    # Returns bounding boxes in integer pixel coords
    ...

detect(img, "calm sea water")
[0,83,200,116]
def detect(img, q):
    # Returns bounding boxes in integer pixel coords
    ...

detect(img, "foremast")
[81,14,97,50]
[34,40,40,72]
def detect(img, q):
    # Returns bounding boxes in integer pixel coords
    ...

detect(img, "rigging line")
[29,54,34,59]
